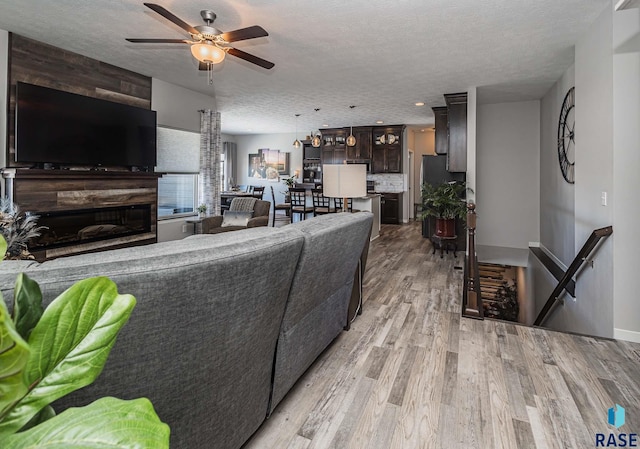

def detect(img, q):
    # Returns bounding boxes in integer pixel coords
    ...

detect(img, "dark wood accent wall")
[6,33,152,167]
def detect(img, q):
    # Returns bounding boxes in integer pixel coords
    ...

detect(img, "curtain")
[199,110,222,216]
[223,141,237,190]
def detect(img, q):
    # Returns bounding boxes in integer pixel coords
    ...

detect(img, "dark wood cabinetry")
[372,126,403,173]
[432,107,448,155]
[380,192,402,224]
[302,141,322,183]
[321,129,347,164]
[444,93,467,172]
[322,125,403,173]
[346,127,373,160]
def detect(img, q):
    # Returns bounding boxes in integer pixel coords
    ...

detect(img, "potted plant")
[197,204,207,218]
[420,181,471,237]
[0,198,46,260]
[0,236,169,447]
[282,175,296,189]
[282,175,297,202]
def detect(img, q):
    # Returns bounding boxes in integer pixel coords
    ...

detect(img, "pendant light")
[346,105,356,147]
[311,131,321,148]
[293,114,301,149]
[311,108,322,147]
[311,133,322,148]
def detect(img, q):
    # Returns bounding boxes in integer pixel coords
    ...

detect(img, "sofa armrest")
[247,216,269,228]
[202,216,224,233]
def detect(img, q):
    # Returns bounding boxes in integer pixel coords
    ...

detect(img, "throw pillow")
[221,210,254,227]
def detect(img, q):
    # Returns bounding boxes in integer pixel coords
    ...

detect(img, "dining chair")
[270,185,291,227]
[289,188,314,222]
[251,186,265,199]
[334,197,353,212]
[312,189,334,216]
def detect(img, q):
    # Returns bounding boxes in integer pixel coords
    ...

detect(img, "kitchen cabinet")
[432,106,448,155]
[346,126,373,160]
[372,126,403,173]
[321,129,346,164]
[444,93,467,172]
[380,192,402,224]
[302,140,322,183]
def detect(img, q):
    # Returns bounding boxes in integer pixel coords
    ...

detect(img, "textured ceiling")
[0,0,609,135]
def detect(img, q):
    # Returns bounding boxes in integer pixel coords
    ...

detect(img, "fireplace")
[31,205,152,251]
[3,168,160,261]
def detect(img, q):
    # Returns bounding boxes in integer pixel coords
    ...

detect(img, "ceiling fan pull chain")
[208,63,213,85]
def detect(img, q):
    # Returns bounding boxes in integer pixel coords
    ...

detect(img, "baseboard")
[614,328,640,344]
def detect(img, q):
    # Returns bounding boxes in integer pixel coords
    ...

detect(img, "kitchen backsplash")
[367,173,405,193]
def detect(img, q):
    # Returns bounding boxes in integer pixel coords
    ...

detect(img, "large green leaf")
[0,299,30,419]
[19,405,55,432]
[0,277,136,434]
[0,235,7,259]
[3,396,170,449]
[12,274,43,340]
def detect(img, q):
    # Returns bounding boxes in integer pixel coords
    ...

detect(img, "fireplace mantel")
[2,168,162,260]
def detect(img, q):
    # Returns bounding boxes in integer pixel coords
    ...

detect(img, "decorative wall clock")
[557,87,575,184]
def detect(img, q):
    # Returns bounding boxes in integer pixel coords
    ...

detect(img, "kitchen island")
[353,194,381,240]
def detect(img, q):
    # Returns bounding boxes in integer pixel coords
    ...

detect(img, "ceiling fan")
[126,3,274,75]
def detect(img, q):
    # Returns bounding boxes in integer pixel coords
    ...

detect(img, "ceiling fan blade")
[220,25,268,43]
[143,3,199,35]
[126,38,190,43]
[228,48,274,69]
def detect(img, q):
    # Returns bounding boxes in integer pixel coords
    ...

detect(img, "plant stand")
[431,234,457,258]
[186,217,203,235]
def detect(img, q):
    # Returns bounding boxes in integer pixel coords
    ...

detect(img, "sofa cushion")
[0,226,305,449]
[269,212,373,411]
[221,210,253,227]
[229,197,257,212]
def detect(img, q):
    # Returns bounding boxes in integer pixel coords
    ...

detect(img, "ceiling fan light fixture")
[190,42,226,64]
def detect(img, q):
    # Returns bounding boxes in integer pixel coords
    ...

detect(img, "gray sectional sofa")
[0,212,373,449]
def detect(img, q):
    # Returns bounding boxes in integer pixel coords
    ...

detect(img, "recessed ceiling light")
[322,124,329,127]
[376,120,384,124]
[415,102,425,106]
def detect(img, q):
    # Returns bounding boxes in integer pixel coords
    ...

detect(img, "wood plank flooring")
[245,222,640,449]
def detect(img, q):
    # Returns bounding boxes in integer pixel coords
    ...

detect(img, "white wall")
[151,78,217,242]
[572,3,614,338]
[476,101,540,249]
[613,5,640,342]
[0,29,8,172]
[151,78,215,132]
[540,66,575,266]
[466,87,477,204]
[234,133,302,206]
[539,4,614,339]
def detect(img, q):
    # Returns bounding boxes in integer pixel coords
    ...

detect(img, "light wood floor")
[245,222,640,449]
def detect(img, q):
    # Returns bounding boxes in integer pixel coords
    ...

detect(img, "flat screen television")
[15,82,157,169]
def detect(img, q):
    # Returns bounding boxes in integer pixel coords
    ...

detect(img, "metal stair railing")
[533,226,613,327]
